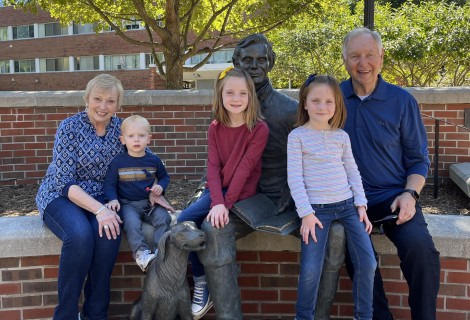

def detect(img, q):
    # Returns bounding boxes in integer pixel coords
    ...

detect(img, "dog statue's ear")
[158,230,171,261]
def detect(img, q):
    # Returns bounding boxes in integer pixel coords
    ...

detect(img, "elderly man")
[341,27,440,320]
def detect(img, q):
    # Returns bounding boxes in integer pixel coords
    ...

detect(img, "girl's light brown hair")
[212,68,263,130]
[295,75,346,129]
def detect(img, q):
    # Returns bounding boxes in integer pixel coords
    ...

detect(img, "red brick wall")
[0,253,469,320]
[0,103,211,185]
[1,101,469,186]
[421,104,470,180]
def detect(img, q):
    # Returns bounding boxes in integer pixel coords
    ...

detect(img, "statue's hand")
[276,191,295,215]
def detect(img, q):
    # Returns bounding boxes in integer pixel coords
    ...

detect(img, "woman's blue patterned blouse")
[36,111,124,217]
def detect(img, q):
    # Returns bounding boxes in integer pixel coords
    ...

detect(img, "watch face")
[404,189,419,200]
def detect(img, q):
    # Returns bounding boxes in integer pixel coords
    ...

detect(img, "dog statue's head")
[158,221,206,261]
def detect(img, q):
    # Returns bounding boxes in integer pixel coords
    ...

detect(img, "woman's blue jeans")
[296,198,376,320]
[43,195,121,320]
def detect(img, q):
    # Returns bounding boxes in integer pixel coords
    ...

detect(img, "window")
[38,22,68,37]
[12,25,34,39]
[188,48,235,65]
[39,58,69,72]
[14,59,35,73]
[0,27,7,41]
[125,19,142,30]
[0,60,10,73]
[72,23,96,35]
[104,54,139,70]
[75,56,99,71]
[145,52,164,67]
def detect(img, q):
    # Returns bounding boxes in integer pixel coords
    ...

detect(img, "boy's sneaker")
[135,249,156,272]
[192,281,213,319]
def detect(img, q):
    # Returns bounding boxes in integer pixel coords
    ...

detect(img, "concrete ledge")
[0,214,469,259]
[1,87,470,108]
[449,163,470,197]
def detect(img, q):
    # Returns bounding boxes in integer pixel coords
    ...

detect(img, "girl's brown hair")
[295,74,346,129]
[212,68,263,130]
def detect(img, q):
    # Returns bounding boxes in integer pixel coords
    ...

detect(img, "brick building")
[0,3,233,91]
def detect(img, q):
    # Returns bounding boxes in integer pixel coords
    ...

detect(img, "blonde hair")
[84,74,124,109]
[296,75,346,130]
[121,115,151,134]
[212,68,263,130]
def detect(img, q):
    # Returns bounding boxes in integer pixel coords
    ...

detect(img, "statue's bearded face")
[236,44,270,85]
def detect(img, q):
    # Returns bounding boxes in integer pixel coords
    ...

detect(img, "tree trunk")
[163,52,185,89]
[162,0,184,89]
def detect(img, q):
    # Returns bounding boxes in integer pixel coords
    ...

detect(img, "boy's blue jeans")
[43,195,121,320]
[296,198,376,320]
[120,198,171,255]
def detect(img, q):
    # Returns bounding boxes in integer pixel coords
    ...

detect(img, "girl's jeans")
[296,198,376,320]
[177,188,221,277]
[43,195,121,320]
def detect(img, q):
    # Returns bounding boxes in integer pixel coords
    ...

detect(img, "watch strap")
[403,189,419,201]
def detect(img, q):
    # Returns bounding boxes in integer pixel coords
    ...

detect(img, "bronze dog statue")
[129,221,206,320]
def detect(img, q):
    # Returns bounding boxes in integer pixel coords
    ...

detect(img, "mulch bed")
[0,180,468,217]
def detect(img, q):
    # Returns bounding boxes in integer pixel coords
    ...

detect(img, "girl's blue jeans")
[43,195,121,320]
[296,198,376,320]
[177,188,220,278]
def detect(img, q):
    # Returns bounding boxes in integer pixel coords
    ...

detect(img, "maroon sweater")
[207,120,269,209]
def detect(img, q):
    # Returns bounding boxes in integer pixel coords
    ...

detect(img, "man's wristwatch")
[402,189,420,201]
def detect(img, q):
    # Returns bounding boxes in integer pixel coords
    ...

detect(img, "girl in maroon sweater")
[177,67,269,318]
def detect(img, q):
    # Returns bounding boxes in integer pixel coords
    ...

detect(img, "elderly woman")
[36,74,125,320]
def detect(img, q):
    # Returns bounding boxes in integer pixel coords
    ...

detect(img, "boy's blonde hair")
[121,115,151,133]
[84,74,124,109]
[212,67,263,130]
[295,75,347,130]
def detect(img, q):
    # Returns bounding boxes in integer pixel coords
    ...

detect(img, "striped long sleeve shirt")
[287,126,367,218]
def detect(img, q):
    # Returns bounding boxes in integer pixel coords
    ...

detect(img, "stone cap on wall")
[0,214,469,259]
[1,87,470,108]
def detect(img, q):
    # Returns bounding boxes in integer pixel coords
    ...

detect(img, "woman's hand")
[207,204,229,229]
[96,207,122,240]
[357,205,372,234]
[300,213,322,244]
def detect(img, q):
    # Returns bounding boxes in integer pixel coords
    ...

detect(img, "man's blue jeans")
[43,195,121,320]
[346,195,440,320]
[296,198,376,320]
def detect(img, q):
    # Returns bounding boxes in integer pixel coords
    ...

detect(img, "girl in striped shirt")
[287,74,375,320]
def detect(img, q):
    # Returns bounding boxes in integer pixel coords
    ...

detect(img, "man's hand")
[207,204,229,229]
[300,213,323,244]
[391,192,416,225]
[276,191,295,215]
